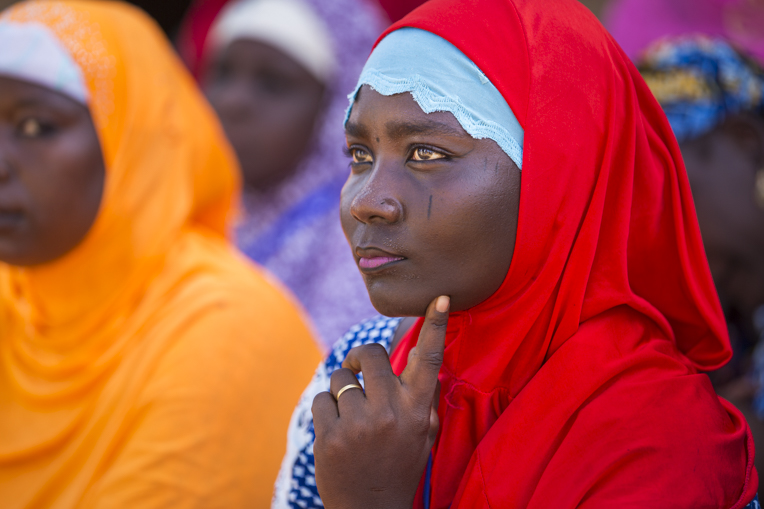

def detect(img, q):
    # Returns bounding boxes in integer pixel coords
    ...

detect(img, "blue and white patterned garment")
[271,314,762,509]
[272,315,402,509]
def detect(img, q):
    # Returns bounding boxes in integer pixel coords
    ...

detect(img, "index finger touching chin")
[399,295,449,402]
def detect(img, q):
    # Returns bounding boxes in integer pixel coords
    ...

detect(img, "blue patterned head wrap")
[638,36,764,142]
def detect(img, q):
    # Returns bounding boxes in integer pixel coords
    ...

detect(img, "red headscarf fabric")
[385,0,758,507]
[376,0,426,22]
[175,0,230,78]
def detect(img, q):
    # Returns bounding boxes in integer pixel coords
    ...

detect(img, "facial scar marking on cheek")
[428,194,433,220]
[376,137,380,143]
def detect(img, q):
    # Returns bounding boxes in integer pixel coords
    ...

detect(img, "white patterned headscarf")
[207,0,336,84]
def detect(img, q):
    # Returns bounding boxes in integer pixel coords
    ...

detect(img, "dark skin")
[312,88,520,508]
[340,87,520,318]
[0,76,104,266]
[204,39,326,192]
[681,113,764,327]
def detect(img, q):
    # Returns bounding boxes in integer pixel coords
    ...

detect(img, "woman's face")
[341,86,520,316]
[0,76,104,266]
[681,114,764,323]
[204,39,326,192]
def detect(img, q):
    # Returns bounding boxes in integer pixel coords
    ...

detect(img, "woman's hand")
[312,295,450,509]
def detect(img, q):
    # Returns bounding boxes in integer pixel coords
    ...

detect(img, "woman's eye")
[411,147,446,161]
[350,148,373,164]
[256,72,293,95]
[18,118,50,138]
[212,62,232,82]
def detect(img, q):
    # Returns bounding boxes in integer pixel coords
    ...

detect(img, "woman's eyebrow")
[12,95,75,114]
[12,98,47,109]
[345,121,370,139]
[385,119,464,140]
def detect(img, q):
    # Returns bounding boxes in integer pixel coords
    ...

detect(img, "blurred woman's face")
[681,114,764,323]
[341,86,520,317]
[204,39,326,192]
[0,76,104,266]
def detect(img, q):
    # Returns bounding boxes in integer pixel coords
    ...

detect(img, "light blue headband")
[0,22,88,104]
[345,28,524,169]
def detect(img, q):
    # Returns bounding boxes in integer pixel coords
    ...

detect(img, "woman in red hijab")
[278,0,760,507]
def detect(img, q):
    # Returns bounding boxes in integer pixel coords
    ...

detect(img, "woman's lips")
[355,245,406,271]
[359,255,405,270]
[0,210,23,232]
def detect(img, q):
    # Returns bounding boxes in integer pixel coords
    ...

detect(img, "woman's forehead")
[346,88,468,139]
[0,75,88,114]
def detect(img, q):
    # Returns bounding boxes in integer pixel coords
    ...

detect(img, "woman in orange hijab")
[0,1,322,507]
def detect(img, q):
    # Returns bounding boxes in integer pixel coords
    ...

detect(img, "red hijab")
[386,0,758,507]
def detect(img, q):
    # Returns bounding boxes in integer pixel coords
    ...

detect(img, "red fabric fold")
[387,0,757,506]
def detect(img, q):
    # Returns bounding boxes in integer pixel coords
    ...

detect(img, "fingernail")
[435,295,450,313]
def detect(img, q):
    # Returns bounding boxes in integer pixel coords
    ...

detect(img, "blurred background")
[0,0,613,36]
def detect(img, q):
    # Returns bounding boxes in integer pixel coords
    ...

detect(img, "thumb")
[399,295,449,403]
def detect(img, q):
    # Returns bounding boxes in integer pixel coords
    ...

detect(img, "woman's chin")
[369,299,427,318]
[366,284,432,318]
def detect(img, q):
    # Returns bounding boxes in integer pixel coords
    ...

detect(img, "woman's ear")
[724,113,764,209]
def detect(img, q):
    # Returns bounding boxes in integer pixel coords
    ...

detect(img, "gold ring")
[335,383,363,400]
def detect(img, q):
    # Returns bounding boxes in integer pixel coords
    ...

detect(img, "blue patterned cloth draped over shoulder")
[272,316,402,509]
[638,35,764,142]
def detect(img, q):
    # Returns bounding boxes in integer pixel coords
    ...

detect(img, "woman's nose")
[349,166,404,225]
[211,81,255,122]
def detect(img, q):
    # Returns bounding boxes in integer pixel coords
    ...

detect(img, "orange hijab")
[0,2,321,507]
